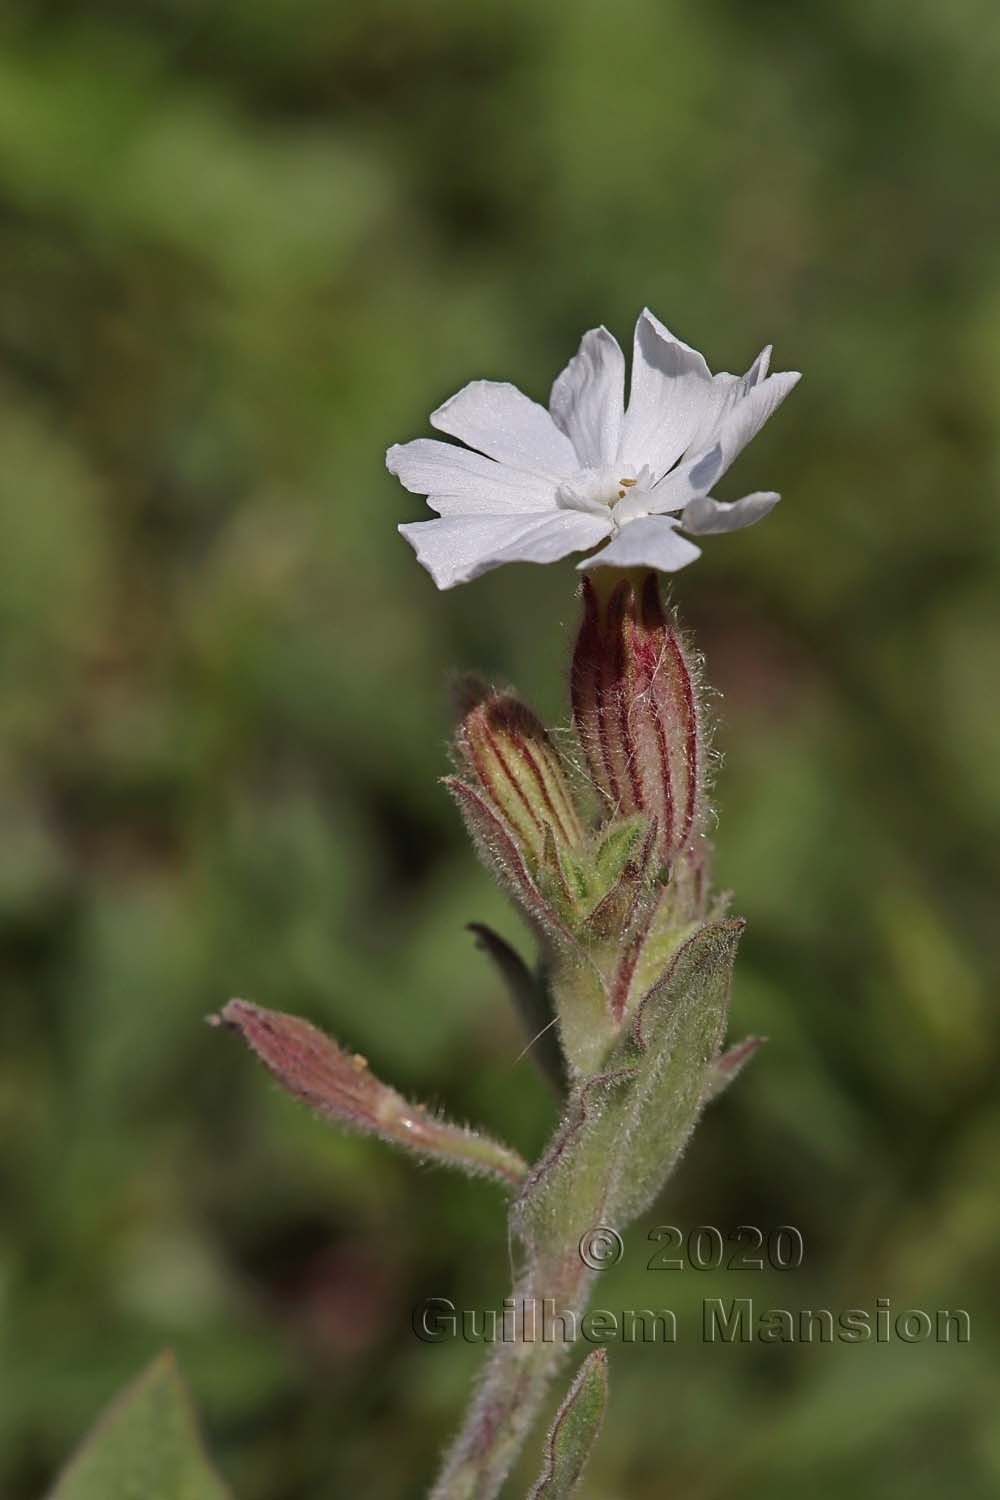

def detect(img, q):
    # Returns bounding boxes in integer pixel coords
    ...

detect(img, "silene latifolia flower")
[388,308,800,588]
[219,308,803,1500]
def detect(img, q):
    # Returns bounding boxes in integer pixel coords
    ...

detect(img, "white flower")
[388,309,800,589]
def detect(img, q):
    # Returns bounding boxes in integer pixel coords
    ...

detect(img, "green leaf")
[516,921,742,1250]
[611,918,743,1221]
[592,812,649,888]
[48,1351,230,1500]
[527,1349,609,1499]
[468,923,567,1095]
[580,815,658,942]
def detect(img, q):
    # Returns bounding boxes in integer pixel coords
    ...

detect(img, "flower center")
[556,465,653,522]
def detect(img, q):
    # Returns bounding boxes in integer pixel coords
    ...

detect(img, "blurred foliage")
[50,1351,229,1500]
[0,0,998,1497]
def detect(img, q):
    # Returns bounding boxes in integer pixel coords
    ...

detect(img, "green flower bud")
[454,685,583,868]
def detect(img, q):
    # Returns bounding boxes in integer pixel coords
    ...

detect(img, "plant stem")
[430,1252,596,1500]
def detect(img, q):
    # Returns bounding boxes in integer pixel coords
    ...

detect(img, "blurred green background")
[1,1,998,1496]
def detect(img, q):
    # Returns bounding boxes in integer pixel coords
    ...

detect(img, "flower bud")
[571,571,708,868]
[454,685,583,867]
[213,1000,528,1188]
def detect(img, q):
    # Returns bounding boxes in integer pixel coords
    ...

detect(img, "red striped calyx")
[454,685,584,870]
[571,570,709,871]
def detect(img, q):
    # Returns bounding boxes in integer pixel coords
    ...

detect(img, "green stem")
[430,1253,596,1500]
[428,915,734,1500]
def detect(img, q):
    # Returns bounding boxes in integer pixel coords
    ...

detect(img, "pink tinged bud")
[571,572,708,867]
[455,689,584,865]
[212,1000,528,1189]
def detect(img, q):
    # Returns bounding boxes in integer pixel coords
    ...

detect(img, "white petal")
[549,326,625,467]
[430,381,577,478]
[386,440,556,514]
[714,370,800,472]
[399,511,612,590]
[641,367,800,517]
[617,309,721,479]
[681,491,780,535]
[746,344,772,386]
[579,516,701,574]
[683,345,772,454]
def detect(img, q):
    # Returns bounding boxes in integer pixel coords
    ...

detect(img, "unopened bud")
[213,1000,528,1188]
[455,686,583,866]
[571,571,708,867]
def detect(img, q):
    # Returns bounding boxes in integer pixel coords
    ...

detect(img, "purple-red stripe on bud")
[571,571,708,867]
[455,687,583,865]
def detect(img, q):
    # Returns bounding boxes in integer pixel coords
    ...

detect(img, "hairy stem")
[430,1252,596,1500]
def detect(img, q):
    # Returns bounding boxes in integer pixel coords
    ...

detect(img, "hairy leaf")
[516,921,742,1248]
[527,1349,609,1499]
